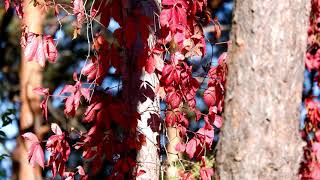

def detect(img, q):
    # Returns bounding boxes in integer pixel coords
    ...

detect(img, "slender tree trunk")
[135,1,161,179]
[12,1,45,180]
[136,71,161,179]
[217,0,310,179]
[166,127,181,178]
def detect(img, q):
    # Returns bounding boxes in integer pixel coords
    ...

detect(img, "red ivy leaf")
[161,65,180,86]
[197,127,214,145]
[166,91,182,109]
[73,0,85,27]
[22,33,58,67]
[199,167,214,180]
[46,125,70,178]
[175,142,186,152]
[186,138,199,158]
[136,169,146,177]
[60,81,90,117]
[51,123,62,135]
[4,0,10,11]
[77,166,85,176]
[180,171,194,180]
[214,115,222,128]
[43,35,58,63]
[160,0,188,32]
[203,86,216,107]
[146,48,164,74]
[23,33,45,66]
[33,87,50,120]
[22,133,45,168]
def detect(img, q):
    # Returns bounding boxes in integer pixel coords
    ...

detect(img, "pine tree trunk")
[13,1,45,179]
[217,0,310,179]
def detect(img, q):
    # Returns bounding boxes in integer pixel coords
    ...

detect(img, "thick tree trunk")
[13,1,45,180]
[217,0,310,179]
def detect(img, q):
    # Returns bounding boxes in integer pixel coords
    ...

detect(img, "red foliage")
[22,133,45,168]
[60,74,90,117]
[33,87,50,120]
[15,0,228,179]
[46,123,71,177]
[21,32,57,67]
[300,0,320,178]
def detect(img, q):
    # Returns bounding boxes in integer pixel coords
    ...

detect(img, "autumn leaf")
[160,0,188,32]
[186,138,200,158]
[22,33,58,67]
[33,87,50,120]
[22,132,45,168]
[203,86,216,107]
[199,167,214,180]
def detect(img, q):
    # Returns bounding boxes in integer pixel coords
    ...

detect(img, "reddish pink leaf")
[197,127,214,145]
[33,87,49,96]
[186,138,199,158]
[51,123,62,135]
[24,33,40,62]
[43,35,58,63]
[199,167,214,180]
[160,0,188,32]
[136,169,146,177]
[218,52,227,65]
[316,130,320,142]
[22,132,39,146]
[214,115,222,128]
[180,172,194,180]
[203,86,216,107]
[80,87,91,101]
[175,142,186,152]
[64,172,75,180]
[22,133,45,168]
[33,87,50,120]
[46,129,70,178]
[60,85,76,95]
[4,0,10,11]
[77,166,85,176]
[146,55,156,74]
[146,48,164,74]
[166,91,182,109]
[22,33,58,67]
[60,81,90,117]
[161,65,180,85]
[73,0,85,27]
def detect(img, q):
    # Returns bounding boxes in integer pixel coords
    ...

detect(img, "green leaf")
[0,169,6,178]
[1,116,12,127]
[0,154,9,161]
[1,108,15,128]
[0,130,6,140]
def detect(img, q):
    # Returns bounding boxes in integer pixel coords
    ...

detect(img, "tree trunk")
[136,71,161,179]
[166,127,181,178]
[135,1,162,179]
[217,0,310,179]
[13,1,45,180]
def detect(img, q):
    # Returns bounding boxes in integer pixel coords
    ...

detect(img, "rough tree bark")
[12,1,45,180]
[217,0,310,179]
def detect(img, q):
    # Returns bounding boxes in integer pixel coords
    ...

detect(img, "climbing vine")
[300,0,320,178]
[4,0,227,179]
